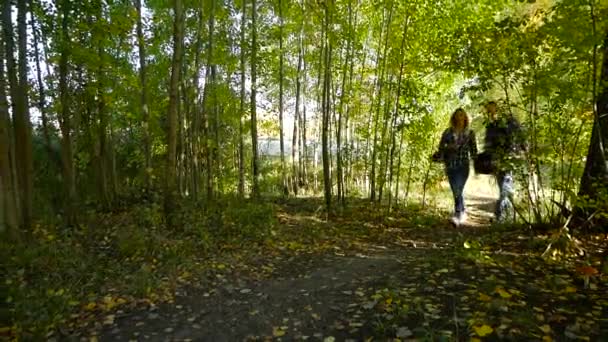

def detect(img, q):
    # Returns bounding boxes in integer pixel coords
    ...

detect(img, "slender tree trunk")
[16,0,33,228]
[293,31,303,196]
[405,150,414,200]
[370,1,393,202]
[300,26,308,187]
[164,0,184,224]
[363,29,381,198]
[394,131,405,207]
[0,30,19,236]
[31,14,54,164]
[238,0,247,197]
[322,1,333,213]
[55,0,77,225]
[95,3,111,209]
[211,64,220,195]
[3,0,33,228]
[136,0,151,193]
[386,15,409,210]
[250,0,260,197]
[191,4,203,200]
[377,75,394,202]
[278,0,287,195]
[177,73,184,195]
[292,101,299,195]
[202,0,217,199]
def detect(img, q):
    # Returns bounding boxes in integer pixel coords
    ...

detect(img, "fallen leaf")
[542,336,553,342]
[103,315,115,325]
[273,326,286,337]
[495,288,512,299]
[478,293,492,302]
[539,325,551,334]
[474,324,493,337]
[564,286,577,293]
[362,301,376,309]
[396,327,412,338]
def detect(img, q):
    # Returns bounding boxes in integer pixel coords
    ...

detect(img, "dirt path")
[90,180,608,341]
[93,180,498,341]
[99,249,423,341]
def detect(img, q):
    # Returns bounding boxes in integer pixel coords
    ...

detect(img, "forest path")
[93,183,608,341]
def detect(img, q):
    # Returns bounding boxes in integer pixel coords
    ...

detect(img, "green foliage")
[1,197,276,338]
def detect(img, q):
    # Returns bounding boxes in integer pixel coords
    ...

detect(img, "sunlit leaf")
[474,324,494,337]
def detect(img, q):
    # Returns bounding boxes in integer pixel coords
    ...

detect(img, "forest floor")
[81,176,608,342]
[6,177,608,341]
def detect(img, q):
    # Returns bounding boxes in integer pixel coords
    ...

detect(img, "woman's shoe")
[458,212,467,225]
[449,215,459,226]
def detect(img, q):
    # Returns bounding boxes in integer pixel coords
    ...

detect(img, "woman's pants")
[446,165,470,216]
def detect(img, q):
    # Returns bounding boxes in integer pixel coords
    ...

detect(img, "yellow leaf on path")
[272,326,286,337]
[539,325,551,334]
[470,338,482,342]
[542,336,553,342]
[495,288,512,299]
[478,293,492,302]
[103,315,115,325]
[565,286,577,293]
[474,325,494,337]
[85,302,97,311]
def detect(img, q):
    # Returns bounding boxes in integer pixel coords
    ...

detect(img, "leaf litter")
[34,198,607,341]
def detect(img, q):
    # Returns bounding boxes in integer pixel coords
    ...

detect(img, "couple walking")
[433,101,525,226]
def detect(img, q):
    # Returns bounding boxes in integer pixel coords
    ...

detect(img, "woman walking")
[434,108,478,226]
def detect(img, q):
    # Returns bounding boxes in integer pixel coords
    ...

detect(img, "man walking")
[483,101,525,222]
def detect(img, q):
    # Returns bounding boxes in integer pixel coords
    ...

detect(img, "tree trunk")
[250,0,260,197]
[95,3,111,209]
[238,0,247,197]
[3,0,33,229]
[322,1,333,213]
[55,0,77,225]
[201,0,217,199]
[192,3,205,199]
[16,0,33,228]
[278,0,287,195]
[578,30,608,222]
[0,30,19,236]
[293,30,303,196]
[393,131,405,207]
[292,99,299,195]
[136,0,151,193]
[164,0,184,224]
[300,19,308,187]
[211,65,219,196]
[370,1,393,202]
[386,15,409,210]
[31,13,55,165]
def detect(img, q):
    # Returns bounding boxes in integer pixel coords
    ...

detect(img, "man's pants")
[495,171,514,221]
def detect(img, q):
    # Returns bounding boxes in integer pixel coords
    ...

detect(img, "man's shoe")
[459,212,467,225]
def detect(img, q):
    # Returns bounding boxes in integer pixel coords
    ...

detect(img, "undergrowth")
[1,196,275,340]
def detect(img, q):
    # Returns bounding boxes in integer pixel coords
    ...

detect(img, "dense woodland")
[1,0,608,229]
[2,0,608,339]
